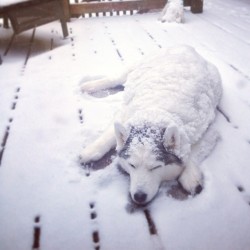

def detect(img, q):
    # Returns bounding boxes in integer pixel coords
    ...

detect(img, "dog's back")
[121,46,222,144]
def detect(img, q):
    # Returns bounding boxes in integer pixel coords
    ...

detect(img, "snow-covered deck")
[1,0,250,249]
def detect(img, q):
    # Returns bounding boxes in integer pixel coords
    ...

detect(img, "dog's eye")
[150,165,162,171]
[117,164,129,176]
[129,163,136,169]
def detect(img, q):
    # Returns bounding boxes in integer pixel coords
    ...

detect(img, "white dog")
[80,45,222,205]
[159,0,184,23]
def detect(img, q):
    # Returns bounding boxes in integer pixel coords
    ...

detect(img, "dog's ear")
[163,125,189,159]
[114,123,128,151]
[163,126,180,153]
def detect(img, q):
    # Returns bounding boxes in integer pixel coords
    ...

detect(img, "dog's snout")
[134,191,147,204]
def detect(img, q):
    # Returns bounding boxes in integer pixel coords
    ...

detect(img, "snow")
[159,0,184,23]
[1,0,250,249]
[0,0,29,7]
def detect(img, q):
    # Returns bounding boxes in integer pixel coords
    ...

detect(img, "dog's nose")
[134,191,147,204]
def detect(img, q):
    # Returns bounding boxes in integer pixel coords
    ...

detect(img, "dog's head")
[115,123,185,205]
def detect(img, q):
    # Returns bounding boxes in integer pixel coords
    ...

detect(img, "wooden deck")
[1,0,250,249]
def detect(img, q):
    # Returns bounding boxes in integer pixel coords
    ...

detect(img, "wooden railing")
[65,0,203,19]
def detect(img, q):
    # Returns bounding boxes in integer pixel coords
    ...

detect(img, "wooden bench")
[0,0,69,38]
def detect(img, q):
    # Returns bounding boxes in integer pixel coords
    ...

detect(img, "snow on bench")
[0,0,29,7]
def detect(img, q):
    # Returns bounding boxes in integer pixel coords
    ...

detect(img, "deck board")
[1,0,250,249]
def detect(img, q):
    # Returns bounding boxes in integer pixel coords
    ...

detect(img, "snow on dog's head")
[115,123,184,205]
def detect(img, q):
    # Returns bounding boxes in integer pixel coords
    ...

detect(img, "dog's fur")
[80,46,222,205]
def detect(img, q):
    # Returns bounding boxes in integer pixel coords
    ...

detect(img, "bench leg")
[58,0,69,38]
[191,0,203,13]
[60,19,69,38]
[3,15,9,28]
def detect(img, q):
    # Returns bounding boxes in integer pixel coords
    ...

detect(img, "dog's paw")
[81,80,100,93]
[79,145,106,165]
[78,155,90,168]
[79,147,95,165]
[81,78,112,93]
[178,165,203,196]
